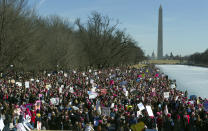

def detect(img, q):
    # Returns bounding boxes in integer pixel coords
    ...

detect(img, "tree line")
[0,0,145,71]
[188,49,208,65]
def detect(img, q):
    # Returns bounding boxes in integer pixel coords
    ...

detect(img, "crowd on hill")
[0,65,207,131]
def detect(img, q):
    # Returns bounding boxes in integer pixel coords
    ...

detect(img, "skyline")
[29,0,208,56]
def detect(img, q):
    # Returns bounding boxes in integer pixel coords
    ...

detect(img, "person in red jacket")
[30,108,36,128]
[156,112,163,131]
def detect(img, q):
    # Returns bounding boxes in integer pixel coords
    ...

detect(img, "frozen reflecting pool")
[156,65,208,98]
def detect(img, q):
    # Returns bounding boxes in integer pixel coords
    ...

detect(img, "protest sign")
[164,105,169,115]
[94,72,98,75]
[16,123,26,131]
[101,107,110,116]
[35,100,41,111]
[59,86,63,93]
[137,111,142,117]
[175,96,179,101]
[88,91,98,99]
[145,129,157,131]
[137,102,145,111]
[189,101,194,105]
[152,88,155,92]
[136,78,140,82]
[50,98,59,105]
[16,82,22,87]
[125,91,129,97]
[90,79,94,84]
[146,105,154,117]
[25,81,29,88]
[91,87,96,92]
[203,101,208,111]
[37,121,41,130]
[171,84,176,89]
[111,103,115,108]
[64,73,68,77]
[123,87,127,92]
[46,84,51,90]
[0,118,4,131]
[164,92,169,99]
[72,106,79,110]
[23,122,30,131]
[69,87,74,93]
[131,121,145,131]
[96,103,101,115]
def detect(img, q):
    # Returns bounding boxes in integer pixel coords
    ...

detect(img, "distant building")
[151,51,156,60]
[157,5,163,59]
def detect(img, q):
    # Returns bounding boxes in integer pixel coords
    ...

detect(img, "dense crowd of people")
[0,65,207,131]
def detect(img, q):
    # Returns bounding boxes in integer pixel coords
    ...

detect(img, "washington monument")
[157,5,163,59]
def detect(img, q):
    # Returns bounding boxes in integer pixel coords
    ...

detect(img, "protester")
[0,65,207,131]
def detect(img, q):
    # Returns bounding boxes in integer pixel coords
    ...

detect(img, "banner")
[101,107,110,116]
